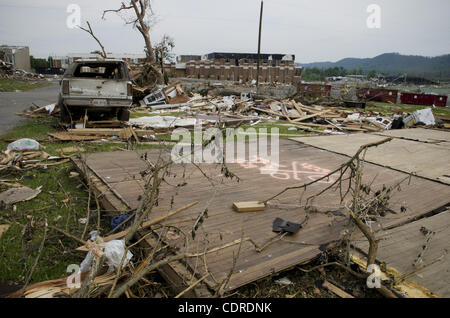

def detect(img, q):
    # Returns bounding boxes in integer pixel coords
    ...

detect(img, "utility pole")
[256,0,264,92]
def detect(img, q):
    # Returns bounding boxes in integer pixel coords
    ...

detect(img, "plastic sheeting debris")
[45,103,56,114]
[79,237,133,273]
[7,138,40,151]
[403,108,435,127]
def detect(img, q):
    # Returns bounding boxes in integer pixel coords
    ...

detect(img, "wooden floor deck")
[73,136,450,296]
[291,129,450,184]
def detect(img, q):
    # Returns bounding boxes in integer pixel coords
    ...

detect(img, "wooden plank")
[295,103,326,114]
[250,106,285,118]
[67,127,154,137]
[233,201,265,212]
[291,110,332,123]
[291,101,304,117]
[49,132,102,141]
[67,128,154,137]
[322,280,354,298]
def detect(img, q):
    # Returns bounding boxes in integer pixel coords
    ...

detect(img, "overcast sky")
[1,0,449,63]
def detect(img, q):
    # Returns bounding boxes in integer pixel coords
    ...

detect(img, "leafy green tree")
[367,70,377,78]
[30,55,50,69]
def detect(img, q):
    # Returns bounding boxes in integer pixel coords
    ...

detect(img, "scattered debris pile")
[141,82,190,107]
[0,146,70,173]
[19,80,444,145]
[0,59,44,80]
[16,103,59,118]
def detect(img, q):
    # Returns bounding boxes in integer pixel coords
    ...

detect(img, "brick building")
[166,52,303,85]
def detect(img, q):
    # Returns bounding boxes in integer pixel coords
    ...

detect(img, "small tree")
[154,35,175,84]
[30,56,50,69]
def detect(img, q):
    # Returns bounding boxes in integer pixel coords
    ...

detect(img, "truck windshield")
[73,62,125,79]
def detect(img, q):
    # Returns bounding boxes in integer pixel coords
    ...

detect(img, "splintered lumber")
[76,201,199,252]
[291,101,304,117]
[292,110,332,123]
[66,128,154,138]
[67,128,127,136]
[48,132,102,141]
[322,280,354,298]
[250,106,285,118]
[129,127,140,143]
[7,271,119,298]
[57,147,85,155]
[233,201,265,212]
[295,102,326,114]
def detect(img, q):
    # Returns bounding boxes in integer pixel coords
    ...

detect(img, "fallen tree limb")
[263,137,393,203]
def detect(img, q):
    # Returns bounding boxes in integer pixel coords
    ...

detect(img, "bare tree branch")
[78,21,107,59]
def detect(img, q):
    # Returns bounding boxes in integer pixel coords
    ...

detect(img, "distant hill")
[298,53,450,80]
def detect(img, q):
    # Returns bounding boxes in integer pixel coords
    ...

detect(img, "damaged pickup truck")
[58,59,133,122]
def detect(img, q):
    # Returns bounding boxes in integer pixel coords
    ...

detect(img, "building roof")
[206,52,295,61]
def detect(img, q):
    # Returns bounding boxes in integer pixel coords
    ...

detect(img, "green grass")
[1,117,60,141]
[0,116,169,285]
[0,79,52,92]
[0,164,91,282]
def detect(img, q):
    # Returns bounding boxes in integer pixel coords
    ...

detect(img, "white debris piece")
[274,277,292,285]
[412,108,435,126]
[346,113,360,121]
[79,239,133,273]
[44,103,56,114]
[129,116,198,129]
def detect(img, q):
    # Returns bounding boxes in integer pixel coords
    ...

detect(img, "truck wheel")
[117,108,130,121]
